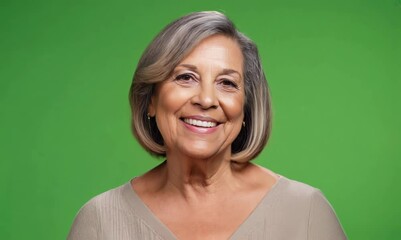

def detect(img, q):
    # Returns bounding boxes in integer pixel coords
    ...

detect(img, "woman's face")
[149,35,245,159]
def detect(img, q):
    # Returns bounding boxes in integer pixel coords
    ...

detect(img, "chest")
[159,204,252,240]
[137,180,277,239]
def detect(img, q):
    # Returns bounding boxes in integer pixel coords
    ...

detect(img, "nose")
[191,81,219,110]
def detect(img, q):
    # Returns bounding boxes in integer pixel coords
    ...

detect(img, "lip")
[180,115,220,134]
[181,115,219,123]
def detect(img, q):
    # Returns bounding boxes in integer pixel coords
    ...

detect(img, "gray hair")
[129,11,271,162]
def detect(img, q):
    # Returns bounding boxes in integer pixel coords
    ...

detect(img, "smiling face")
[148,35,245,159]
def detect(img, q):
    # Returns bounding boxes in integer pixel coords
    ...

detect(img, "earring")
[242,121,246,127]
[147,113,150,120]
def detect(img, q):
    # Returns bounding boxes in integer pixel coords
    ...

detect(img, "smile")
[182,118,217,128]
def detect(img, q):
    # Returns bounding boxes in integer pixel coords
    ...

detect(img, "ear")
[147,95,156,117]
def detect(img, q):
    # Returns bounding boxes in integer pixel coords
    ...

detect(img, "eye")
[175,73,195,81]
[220,79,239,89]
[174,73,198,86]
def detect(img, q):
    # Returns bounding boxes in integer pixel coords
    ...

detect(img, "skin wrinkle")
[67,12,345,240]
[147,35,245,199]
[129,32,278,240]
[130,12,272,162]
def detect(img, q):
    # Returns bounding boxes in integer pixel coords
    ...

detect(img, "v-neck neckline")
[122,176,285,240]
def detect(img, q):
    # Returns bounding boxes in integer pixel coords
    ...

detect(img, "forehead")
[178,35,244,74]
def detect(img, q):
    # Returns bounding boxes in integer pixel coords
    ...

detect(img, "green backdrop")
[1,0,400,239]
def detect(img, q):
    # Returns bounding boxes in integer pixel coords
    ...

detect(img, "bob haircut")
[129,11,271,162]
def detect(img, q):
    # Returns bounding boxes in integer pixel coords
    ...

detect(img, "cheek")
[153,85,193,141]
[221,93,245,120]
[156,85,192,115]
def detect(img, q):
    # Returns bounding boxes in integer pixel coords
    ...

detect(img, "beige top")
[67,176,347,240]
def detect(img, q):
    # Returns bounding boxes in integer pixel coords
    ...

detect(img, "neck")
[160,150,245,199]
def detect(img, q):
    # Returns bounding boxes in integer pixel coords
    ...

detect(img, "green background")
[1,0,400,239]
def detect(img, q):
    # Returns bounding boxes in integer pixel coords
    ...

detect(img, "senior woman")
[68,11,347,240]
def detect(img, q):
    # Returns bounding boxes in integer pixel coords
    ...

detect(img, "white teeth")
[183,118,217,128]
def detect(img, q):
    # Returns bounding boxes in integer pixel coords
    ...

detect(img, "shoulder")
[275,176,336,216]
[78,182,128,214]
[268,176,321,217]
[67,182,130,240]
[278,176,318,196]
[273,176,347,239]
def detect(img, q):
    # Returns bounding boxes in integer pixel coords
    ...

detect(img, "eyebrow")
[177,64,242,78]
[178,64,198,71]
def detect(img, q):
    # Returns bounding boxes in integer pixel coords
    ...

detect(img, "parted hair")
[129,11,271,162]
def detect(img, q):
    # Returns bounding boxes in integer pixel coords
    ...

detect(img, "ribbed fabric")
[67,176,347,240]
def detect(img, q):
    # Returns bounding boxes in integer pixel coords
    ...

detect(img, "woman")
[68,11,347,239]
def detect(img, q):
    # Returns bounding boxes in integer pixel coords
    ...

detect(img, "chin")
[178,143,225,160]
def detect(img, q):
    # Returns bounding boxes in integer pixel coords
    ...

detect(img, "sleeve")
[308,189,347,240]
[67,200,99,240]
